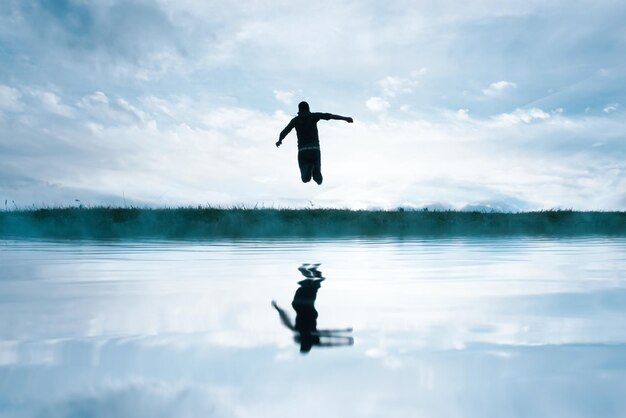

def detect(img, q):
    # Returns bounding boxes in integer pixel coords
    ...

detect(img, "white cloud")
[78,92,147,125]
[455,109,471,121]
[365,97,390,113]
[30,90,75,118]
[483,81,517,97]
[81,91,110,106]
[603,103,619,113]
[0,85,23,111]
[491,108,550,125]
[115,98,147,123]
[273,90,295,105]
[378,76,417,98]
[377,68,426,98]
[411,67,428,77]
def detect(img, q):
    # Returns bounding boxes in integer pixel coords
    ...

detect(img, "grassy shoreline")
[1,207,625,239]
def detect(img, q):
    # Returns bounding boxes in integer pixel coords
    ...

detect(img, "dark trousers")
[298,149,322,185]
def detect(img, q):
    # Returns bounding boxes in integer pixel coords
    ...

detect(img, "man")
[276,101,353,185]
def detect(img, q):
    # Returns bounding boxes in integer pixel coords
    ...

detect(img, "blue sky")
[0,0,625,209]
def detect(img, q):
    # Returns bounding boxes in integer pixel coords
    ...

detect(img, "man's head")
[298,101,310,114]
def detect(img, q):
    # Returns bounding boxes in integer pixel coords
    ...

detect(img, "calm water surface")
[1,238,625,417]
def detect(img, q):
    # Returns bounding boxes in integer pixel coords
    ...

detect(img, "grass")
[0,206,625,239]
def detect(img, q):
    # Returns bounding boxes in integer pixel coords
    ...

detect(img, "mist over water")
[1,237,625,417]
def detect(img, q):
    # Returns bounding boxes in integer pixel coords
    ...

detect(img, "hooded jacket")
[280,111,336,150]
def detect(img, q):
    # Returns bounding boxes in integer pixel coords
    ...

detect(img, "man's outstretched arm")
[276,120,295,147]
[272,300,296,331]
[318,113,353,123]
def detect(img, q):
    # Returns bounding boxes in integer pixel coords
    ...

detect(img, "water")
[1,237,625,418]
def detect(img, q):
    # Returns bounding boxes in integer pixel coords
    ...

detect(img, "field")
[1,207,625,239]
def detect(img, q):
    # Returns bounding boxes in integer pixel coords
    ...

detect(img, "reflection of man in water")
[276,101,353,185]
[272,264,353,354]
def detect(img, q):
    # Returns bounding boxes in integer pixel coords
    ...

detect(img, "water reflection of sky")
[1,238,626,417]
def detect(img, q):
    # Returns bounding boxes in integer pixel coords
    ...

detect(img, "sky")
[0,0,625,210]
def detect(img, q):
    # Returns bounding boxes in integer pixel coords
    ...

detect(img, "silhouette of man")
[276,101,353,185]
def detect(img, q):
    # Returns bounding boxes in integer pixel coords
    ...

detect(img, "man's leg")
[298,151,313,183]
[312,150,323,185]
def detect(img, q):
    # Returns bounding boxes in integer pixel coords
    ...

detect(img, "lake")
[1,237,625,417]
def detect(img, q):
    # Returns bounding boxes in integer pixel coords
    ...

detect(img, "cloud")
[0,85,23,111]
[455,108,471,121]
[482,81,517,97]
[2,0,192,81]
[378,77,414,98]
[365,97,390,113]
[273,90,294,106]
[603,103,619,113]
[77,91,147,125]
[490,107,551,125]
[376,68,427,98]
[29,89,75,118]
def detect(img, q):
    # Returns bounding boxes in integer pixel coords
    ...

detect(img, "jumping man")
[276,101,353,185]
